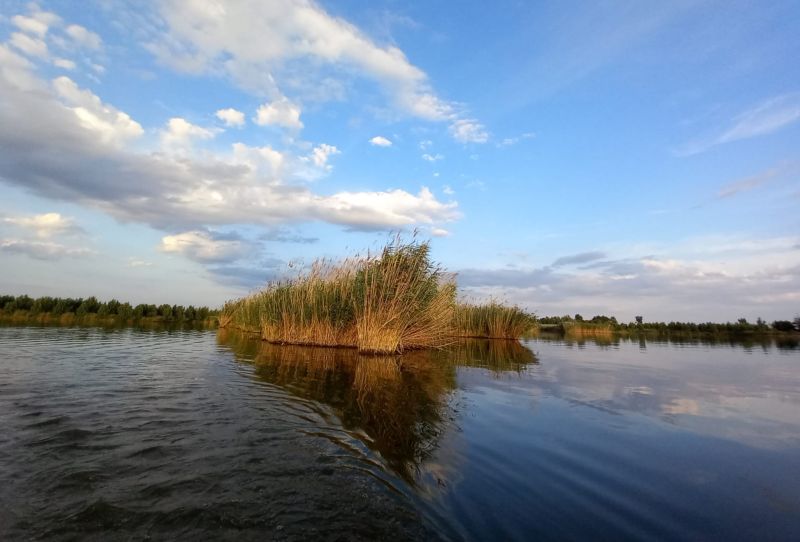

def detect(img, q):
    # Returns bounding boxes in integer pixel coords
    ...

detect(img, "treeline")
[0,294,216,322]
[538,314,800,334]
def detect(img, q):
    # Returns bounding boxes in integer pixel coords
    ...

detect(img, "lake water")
[1,326,798,541]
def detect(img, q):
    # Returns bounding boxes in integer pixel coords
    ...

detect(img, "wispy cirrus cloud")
[678,92,800,156]
[552,251,606,267]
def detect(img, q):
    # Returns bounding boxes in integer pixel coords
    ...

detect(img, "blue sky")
[0,0,798,321]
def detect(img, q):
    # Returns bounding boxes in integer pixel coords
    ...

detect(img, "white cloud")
[147,0,481,138]
[160,117,216,150]
[0,239,92,260]
[215,107,245,127]
[457,235,800,321]
[369,135,392,147]
[52,76,144,145]
[679,93,800,156]
[2,212,79,238]
[53,58,76,70]
[430,227,450,237]
[442,185,454,195]
[160,230,250,263]
[498,132,535,147]
[231,142,285,176]
[65,24,102,50]
[11,11,60,37]
[422,153,443,162]
[450,119,489,144]
[304,143,340,169]
[0,42,459,238]
[254,97,303,129]
[9,32,49,58]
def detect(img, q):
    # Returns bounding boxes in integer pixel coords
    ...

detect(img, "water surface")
[1,326,798,540]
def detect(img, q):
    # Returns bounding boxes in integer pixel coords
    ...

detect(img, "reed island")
[219,237,535,354]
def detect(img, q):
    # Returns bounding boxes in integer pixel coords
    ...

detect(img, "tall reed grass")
[221,238,533,353]
[452,301,536,339]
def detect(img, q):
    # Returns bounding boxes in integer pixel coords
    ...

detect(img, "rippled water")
[1,326,798,540]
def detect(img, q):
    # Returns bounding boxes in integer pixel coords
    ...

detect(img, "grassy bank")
[221,238,535,353]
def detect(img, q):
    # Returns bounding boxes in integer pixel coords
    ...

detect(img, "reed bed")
[221,238,532,353]
[452,302,536,339]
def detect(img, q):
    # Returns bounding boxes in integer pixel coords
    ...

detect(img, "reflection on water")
[218,331,537,481]
[535,330,800,351]
[2,326,799,541]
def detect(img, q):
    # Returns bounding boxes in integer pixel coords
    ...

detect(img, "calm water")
[1,327,799,541]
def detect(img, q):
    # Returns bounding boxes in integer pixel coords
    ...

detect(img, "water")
[1,327,798,540]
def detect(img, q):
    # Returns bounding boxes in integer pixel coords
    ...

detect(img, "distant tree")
[635,315,643,325]
[14,295,34,311]
[158,304,173,319]
[795,316,800,331]
[772,320,796,332]
[117,303,133,320]
[52,300,68,315]
[574,313,584,322]
[106,299,121,315]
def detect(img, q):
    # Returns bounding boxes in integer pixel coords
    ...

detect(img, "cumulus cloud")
[422,153,443,162]
[65,24,102,50]
[160,117,216,150]
[369,135,392,147]
[0,239,92,260]
[2,212,81,238]
[450,119,489,144]
[146,0,481,140]
[215,107,245,127]
[9,32,49,58]
[0,28,458,247]
[12,11,61,37]
[303,143,339,169]
[53,57,76,70]
[52,75,144,145]
[159,230,252,264]
[254,97,303,129]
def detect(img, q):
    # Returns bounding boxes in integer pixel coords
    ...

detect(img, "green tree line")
[0,294,216,322]
[538,314,799,334]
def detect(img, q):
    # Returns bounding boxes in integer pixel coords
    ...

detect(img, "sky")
[0,0,798,322]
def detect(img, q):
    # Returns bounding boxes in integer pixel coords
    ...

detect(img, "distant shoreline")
[0,309,218,329]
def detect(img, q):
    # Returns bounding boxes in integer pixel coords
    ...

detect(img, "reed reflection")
[217,331,538,481]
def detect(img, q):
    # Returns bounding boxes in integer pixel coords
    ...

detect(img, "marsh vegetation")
[220,238,536,353]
